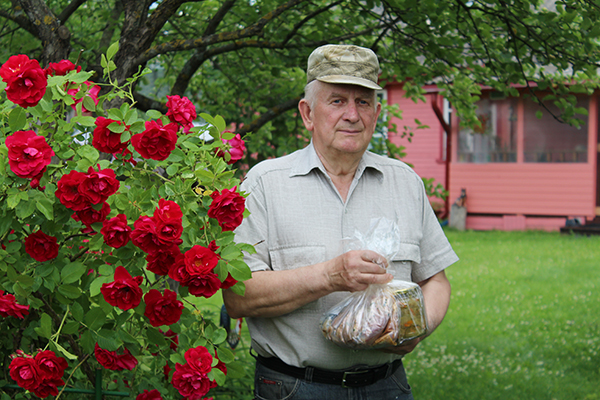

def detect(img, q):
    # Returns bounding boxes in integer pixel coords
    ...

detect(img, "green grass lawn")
[404,230,600,400]
[209,230,600,399]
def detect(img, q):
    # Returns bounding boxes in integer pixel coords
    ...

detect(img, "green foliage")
[405,230,600,399]
[3,0,599,166]
[0,48,252,398]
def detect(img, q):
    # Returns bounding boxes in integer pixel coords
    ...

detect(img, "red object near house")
[385,82,599,231]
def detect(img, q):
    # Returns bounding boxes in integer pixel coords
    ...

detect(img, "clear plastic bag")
[320,218,428,349]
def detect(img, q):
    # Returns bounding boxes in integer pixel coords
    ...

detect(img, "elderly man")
[223,44,458,400]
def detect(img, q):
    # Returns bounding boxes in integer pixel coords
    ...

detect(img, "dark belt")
[256,354,402,388]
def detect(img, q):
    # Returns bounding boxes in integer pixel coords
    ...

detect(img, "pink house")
[385,82,599,231]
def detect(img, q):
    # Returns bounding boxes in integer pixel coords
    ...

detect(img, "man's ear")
[298,99,314,132]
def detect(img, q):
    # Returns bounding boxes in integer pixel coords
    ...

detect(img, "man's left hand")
[381,337,423,356]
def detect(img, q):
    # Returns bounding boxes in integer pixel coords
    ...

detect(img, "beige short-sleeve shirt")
[234,142,458,369]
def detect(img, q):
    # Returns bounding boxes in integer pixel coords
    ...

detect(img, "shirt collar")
[290,141,384,181]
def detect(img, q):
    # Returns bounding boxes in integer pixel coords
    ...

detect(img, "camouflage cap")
[306,44,382,90]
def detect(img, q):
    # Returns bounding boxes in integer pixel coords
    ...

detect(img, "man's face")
[300,81,381,159]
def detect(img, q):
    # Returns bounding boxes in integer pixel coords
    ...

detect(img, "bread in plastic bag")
[320,218,428,349]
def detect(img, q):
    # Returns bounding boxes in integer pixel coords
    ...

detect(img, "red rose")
[155,217,183,246]
[68,81,100,113]
[34,350,68,381]
[94,343,138,371]
[187,272,221,298]
[33,378,62,397]
[24,230,59,262]
[172,363,211,400]
[0,54,47,108]
[220,273,238,290]
[92,116,129,154]
[207,187,245,231]
[171,346,214,399]
[184,245,220,275]
[166,95,197,133]
[32,378,63,398]
[0,290,30,319]
[131,119,178,161]
[216,132,246,164]
[5,130,54,179]
[55,170,89,211]
[146,245,182,276]
[161,329,179,351]
[115,347,139,370]
[72,202,111,227]
[9,356,40,390]
[79,165,120,205]
[144,289,183,327]
[136,389,163,400]
[101,214,131,248]
[44,60,80,76]
[154,198,183,222]
[168,256,190,285]
[131,215,161,254]
[100,266,143,310]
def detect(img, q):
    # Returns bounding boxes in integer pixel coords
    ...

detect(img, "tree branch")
[16,0,71,64]
[136,0,307,65]
[234,96,302,136]
[0,5,36,37]
[171,0,237,95]
[57,0,87,23]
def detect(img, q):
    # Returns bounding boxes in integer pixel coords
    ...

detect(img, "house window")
[523,97,588,163]
[457,96,518,163]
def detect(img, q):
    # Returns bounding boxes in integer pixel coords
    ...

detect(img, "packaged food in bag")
[320,218,428,349]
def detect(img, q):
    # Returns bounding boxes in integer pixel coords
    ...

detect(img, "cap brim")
[317,75,382,90]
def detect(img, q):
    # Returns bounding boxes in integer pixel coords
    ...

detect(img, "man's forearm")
[418,270,451,335]
[222,264,332,319]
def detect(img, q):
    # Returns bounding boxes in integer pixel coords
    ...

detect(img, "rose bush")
[0,45,253,399]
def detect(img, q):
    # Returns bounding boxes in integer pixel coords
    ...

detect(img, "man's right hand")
[326,250,394,292]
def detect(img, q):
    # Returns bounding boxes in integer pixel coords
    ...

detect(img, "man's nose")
[343,101,360,123]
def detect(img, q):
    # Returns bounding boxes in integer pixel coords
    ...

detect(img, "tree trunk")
[17,0,71,65]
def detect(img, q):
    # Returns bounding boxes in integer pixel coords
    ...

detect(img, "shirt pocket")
[390,242,421,282]
[269,244,327,271]
[269,244,327,313]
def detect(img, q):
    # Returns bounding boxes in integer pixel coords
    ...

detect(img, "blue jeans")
[254,360,414,400]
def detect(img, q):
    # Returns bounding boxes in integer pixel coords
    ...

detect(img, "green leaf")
[107,41,119,60]
[62,321,80,335]
[96,329,122,351]
[220,244,242,260]
[52,341,78,360]
[77,145,100,164]
[15,199,36,219]
[170,353,186,365]
[34,313,53,339]
[85,307,107,331]
[35,195,54,221]
[82,96,97,112]
[166,164,179,176]
[215,346,235,363]
[108,122,126,133]
[226,259,252,281]
[72,115,97,127]
[212,327,228,345]
[146,328,167,347]
[146,110,163,119]
[208,367,226,386]
[71,301,84,321]
[90,275,112,297]
[58,284,82,299]
[61,261,87,284]
[8,107,27,131]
